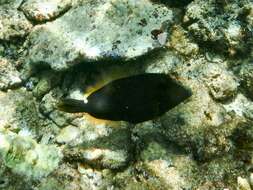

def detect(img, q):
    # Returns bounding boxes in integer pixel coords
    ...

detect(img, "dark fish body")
[58,73,192,123]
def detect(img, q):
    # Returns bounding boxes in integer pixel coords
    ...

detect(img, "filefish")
[57,73,192,123]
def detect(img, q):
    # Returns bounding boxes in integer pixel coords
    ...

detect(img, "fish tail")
[57,98,88,113]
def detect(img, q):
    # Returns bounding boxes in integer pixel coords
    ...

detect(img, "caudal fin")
[57,98,88,113]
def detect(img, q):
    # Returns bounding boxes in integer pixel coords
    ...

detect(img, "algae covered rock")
[169,25,199,56]
[56,125,80,144]
[20,0,72,23]
[184,0,251,55]
[133,127,198,189]
[237,177,251,190]
[0,0,23,7]
[0,89,40,132]
[198,156,245,189]
[200,63,238,101]
[0,57,21,90]
[0,6,32,41]
[62,116,134,169]
[25,0,175,71]
[0,89,63,184]
[0,88,61,144]
[32,70,62,99]
[160,79,231,160]
[39,88,76,127]
[36,163,114,190]
[0,129,62,179]
[238,62,253,99]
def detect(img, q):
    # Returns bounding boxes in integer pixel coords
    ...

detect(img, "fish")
[57,73,192,123]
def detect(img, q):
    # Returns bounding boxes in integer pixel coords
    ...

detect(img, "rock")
[39,88,76,127]
[142,51,240,160]
[0,128,62,179]
[128,121,198,189]
[0,89,38,133]
[117,123,245,188]
[237,177,251,190]
[200,63,238,101]
[246,3,253,26]
[37,163,84,190]
[0,160,34,190]
[249,173,253,187]
[113,139,198,189]
[0,0,253,188]
[32,70,62,99]
[62,116,134,169]
[0,57,21,90]
[36,178,64,190]
[0,44,4,56]
[0,89,60,142]
[77,164,113,189]
[20,0,72,23]
[114,146,245,189]
[223,93,253,119]
[138,141,196,189]
[144,50,182,74]
[184,0,250,55]
[224,21,244,54]
[56,125,80,144]
[0,0,10,4]
[0,7,32,41]
[25,0,175,71]
[198,118,245,161]
[238,62,253,100]
[159,78,235,160]
[183,0,215,23]
[24,76,39,91]
[245,3,253,58]
[169,25,199,56]
[231,119,253,152]
[145,159,188,189]
[0,0,23,8]
[199,156,245,189]
[39,88,62,115]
